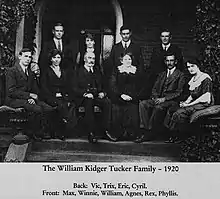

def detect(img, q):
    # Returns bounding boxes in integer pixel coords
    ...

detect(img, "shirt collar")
[53,38,62,43]
[167,67,176,76]
[84,65,94,73]
[162,43,171,51]
[122,40,131,48]
[19,63,28,74]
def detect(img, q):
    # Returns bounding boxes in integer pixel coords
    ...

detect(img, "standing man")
[5,48,55,139]
[72,52,111,143]
[38,22,78,74]
[149,29,184,85]
[136,53,185,143]
[106,25,144,77]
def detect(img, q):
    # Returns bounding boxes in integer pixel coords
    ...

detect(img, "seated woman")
[40,49,75,139]
[109,52,140,141]
[164,58,214,143]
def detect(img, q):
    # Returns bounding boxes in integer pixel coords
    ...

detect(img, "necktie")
[124,42,127,50]
[57,40,62,52]
[25,68,28,77]
[167,70,171,78]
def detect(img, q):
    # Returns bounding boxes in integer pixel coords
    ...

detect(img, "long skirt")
[111,102,139,138]
[164,103,209,131]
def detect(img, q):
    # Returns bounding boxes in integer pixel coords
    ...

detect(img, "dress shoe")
[88,132,98,143]
[105,130,117,142]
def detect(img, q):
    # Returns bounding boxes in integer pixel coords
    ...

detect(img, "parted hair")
[19,48,33,56]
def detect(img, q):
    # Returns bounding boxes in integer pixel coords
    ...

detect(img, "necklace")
[192,72,203,82]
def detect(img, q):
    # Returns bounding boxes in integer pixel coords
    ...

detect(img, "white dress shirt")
[122,40,131,49]
[84,65,94,73]
[167,67,176,77]
[53,38,63,51]
[20,64,28,76]
[162,43,171,51]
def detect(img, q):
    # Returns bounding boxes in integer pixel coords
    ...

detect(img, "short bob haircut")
[48,49,62,65]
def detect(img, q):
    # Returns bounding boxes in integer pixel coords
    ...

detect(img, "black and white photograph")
[1,1,220,198]
[0,0,220,163]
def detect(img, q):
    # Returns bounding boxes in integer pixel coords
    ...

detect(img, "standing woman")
[40,49,75,140]
[164,58,214,142]
[109,52,140,141]
[76,33,102,73]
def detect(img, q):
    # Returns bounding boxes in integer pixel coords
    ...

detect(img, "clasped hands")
[28,93,38,104]
[84,92,106,99]
[152,97,165,105]
[121,94,132,101]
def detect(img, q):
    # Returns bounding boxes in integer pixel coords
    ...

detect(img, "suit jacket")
[151,68,185,101]
[72,65,105,105]
[5,62,39,106]
[40,66,71,106]
[150,43,184,76]
[106,41,143,77]
[38,38,79,73]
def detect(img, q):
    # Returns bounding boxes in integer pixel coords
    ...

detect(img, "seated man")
[5,48,55,140]
[136,53,185,143]
[72,52,111,143]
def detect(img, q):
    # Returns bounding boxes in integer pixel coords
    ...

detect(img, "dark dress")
[40,66,76,136]
[110,65,140,139]
[164,77,213,131]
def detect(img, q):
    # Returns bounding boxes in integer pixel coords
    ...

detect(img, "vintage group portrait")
[0,0,219,163]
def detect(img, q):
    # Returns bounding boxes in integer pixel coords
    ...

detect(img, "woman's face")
[51,54,61,66]
[122,54,132,67]
[187,62,199,75]
[85,38,95,48]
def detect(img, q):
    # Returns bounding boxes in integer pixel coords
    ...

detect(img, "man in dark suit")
[38,22,78,74]
[135,53,185,143]
[5,48,55,139]
[149,29,184,88]
[72,52,111,143]
[106,25,144,77]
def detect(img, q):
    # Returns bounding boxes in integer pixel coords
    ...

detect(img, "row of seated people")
[5,47,213,144]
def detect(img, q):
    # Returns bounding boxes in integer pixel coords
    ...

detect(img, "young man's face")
[165,55,176,70]
[120,29,131,42]
[53,25,64,40]
[160,31,171,45]
[19,52,32,67]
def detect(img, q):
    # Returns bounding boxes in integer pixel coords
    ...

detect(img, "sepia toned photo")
[0,0,220,163]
